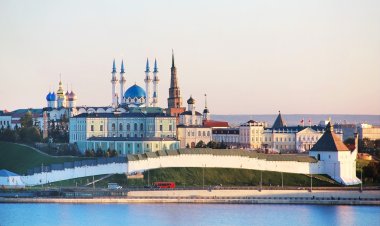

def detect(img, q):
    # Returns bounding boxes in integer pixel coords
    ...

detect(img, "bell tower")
[167,50,185,122]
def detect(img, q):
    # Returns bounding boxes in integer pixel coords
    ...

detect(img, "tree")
[96,149,104,157]
[20,111,33,128]
[206,141,218,149]
[195,140,206,148]
[19,127,41,143]
[363,162,380,183]
[344,137,356,151]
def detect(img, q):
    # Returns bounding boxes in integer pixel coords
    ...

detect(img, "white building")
[69,108,179,155]
[177,96,212,148]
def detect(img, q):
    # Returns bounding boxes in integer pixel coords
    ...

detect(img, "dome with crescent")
[124,84,146,107]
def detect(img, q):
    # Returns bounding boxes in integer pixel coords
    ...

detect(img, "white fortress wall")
[21,163,127,186]
[128,154,323,175]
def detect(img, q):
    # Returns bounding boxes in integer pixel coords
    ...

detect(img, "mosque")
[42,51,209,155]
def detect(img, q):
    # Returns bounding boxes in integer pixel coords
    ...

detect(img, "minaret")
[111,59,118,107]
[119,60,126,104]
[168,50,182,109]
[203,93,210,120]
[152,58,160,107]
[144,58,152,107]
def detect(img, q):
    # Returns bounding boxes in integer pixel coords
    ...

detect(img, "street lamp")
[281,172,283,188]
[260,170,263,192]
[202,164,205,189]
[360,168,363,192]
[310,174,313,192]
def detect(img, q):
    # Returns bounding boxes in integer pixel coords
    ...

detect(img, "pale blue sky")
[0,0,379,114]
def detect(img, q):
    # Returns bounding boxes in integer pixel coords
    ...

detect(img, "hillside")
[0,142,87,175]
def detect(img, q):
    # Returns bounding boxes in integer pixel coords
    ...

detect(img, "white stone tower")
[144,58,152,107]
[152,58,160,107]
[203,93,210,120]
[111,59,119,107]
[119,60,126,104]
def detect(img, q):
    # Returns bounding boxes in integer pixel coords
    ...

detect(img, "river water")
[0,203,379,226]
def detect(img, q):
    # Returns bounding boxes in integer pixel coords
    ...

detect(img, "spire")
[204,93,208,109]
[121,60,125,73]
[112,59,116,73]
[154,58,158,72]
[171,49,175,68]
[145,58,150,72]
[272,110,286,129]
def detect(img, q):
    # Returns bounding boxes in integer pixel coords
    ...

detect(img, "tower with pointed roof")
[309,121,360,185]
[111,59,118,107]
[167,50,185,122]
[56,77,66,108]
[272,111,286,129]
[152,59,160,107]
[168,50,183,109]
[144,58,152,107]
[203,94,210,120]
[119,60,126,105]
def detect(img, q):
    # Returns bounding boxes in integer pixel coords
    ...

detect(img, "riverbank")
[1,189,380,205]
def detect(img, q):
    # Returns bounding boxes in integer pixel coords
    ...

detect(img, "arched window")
[119,123,123,131]
[127,123,130,131]
[140,123,143,131]
[134,123,137,131]
[112,123,116,131]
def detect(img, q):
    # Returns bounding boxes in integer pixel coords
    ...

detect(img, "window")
[91,125,94,131]
[207,131,210,136]
[160,125,163,131]
[140,123,143,131]
[112,123,116,131]
[100,125,103,131]
[134,123,138,131]
[203,131,206,136]
[127,124,130,131]
[169,125,172,131]
[119,123,123,131]
[198,131,201,136]
[187,131,190,136]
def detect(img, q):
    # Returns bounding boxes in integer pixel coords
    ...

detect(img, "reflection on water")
[0,203,379,226]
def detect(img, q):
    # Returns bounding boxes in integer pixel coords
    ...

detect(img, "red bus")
[153,182,176,189]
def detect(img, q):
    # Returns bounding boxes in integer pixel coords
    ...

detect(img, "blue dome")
[46,92,52,101]
[124,84,146,99]
[51,92,56,101]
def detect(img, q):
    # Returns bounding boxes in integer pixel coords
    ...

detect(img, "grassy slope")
[0,142,86,174]
[49,168,337,188]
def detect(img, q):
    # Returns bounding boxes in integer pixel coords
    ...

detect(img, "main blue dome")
[46,92,52,101]
[46,92,56,101]
[124,84,146,99]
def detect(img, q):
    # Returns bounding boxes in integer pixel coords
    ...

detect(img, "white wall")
[18,153,360,186]
[21,163,127,186]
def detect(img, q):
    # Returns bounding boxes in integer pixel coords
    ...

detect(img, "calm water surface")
[0,203,379,226]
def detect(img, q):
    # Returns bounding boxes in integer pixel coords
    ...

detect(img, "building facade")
[358,123,380,140]
[69,109,179,155]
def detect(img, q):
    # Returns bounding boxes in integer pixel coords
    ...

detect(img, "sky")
[0,0,379,114]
